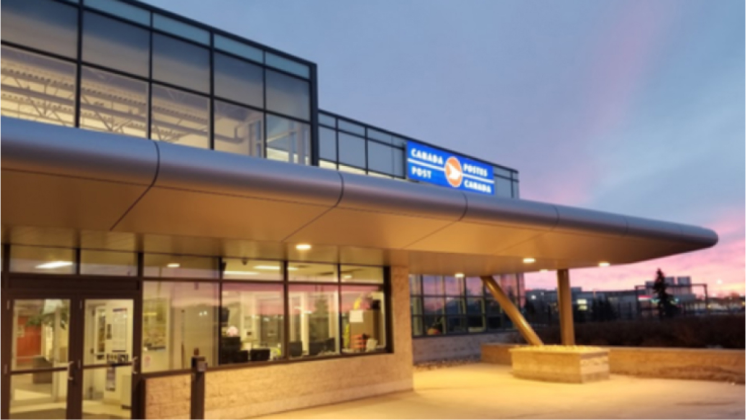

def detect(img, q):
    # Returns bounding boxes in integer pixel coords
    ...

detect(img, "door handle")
[67,361,75,382]
[132,356,138,375]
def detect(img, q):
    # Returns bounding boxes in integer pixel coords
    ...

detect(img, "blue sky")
[145,0,744,294]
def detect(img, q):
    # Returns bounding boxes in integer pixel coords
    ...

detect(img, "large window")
[213,53,263,108]
[266,115,310,164]
[79,66,148,137]
[213,101,264,157]
[266,70,310,121]
[1,47,77,127]
[410,274,525,337]
[82,12,149,77]
[151,84,210,149]
[152,34,210,93]
[142,281,219,372]
[6,245,390,372]
[1,0,78,58]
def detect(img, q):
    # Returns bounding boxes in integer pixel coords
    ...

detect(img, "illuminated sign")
[406,141,494,195]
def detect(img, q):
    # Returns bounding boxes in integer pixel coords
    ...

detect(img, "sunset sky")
[146,0,744,296]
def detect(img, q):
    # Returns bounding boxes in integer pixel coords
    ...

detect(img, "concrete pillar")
[557,269,575,346]
[480,276,543,346]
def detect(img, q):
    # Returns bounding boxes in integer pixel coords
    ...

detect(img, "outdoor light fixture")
[36,261,73,269]
[599,262,610,267]
[523,257,536,264]
[295,243,312,251]
[455,273,464,278]
[167,263,180,268]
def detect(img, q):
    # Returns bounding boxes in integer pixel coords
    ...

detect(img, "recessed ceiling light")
[523,257,536,264]
[223,271,259,276]
[343,274,353,279]
[296,244,312,251]
[599,262,610,267]
[167,263,180,268]
[36,261,73,269]
[455,273,464,278]
[254,265,281,270]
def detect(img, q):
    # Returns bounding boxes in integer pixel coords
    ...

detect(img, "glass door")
[7,299,73,419]
[4,295,139,419]
[80,298,136,420]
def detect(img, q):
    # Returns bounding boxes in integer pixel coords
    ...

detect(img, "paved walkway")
[258,364,745,419]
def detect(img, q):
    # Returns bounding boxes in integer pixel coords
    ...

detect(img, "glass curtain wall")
[409,274,525,337]
[0,0,314,165]
[5,245,389,374]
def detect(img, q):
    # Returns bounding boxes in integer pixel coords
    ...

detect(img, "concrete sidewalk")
[258,364,745,419]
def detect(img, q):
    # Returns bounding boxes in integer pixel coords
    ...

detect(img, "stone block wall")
[482,343,745,383]
[144,266,413,419]
[413,331,517,364]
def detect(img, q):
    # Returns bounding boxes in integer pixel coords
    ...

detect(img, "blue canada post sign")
[406,140,495,195]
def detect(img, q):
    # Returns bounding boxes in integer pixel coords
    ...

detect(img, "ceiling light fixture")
[223,271,259,276]
[599,262,610,267]
[36,261,74,270]
[295,244,312,251]
[167,263,180,268]
[523,257,536,264]
[454,273,465,278]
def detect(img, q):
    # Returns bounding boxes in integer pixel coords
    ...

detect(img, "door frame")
[1,278,142,419]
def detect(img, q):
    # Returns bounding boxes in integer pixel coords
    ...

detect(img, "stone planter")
[509,346,609,383]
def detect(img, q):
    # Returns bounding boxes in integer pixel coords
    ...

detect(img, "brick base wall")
[413,331,517,364]
[144,266,413,419]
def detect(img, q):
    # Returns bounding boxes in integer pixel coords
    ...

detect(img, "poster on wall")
[106,366,116,391]
[112,308,128,352]
[143,298,168,350]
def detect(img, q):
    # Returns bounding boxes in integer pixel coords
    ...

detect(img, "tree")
[652,269,676,319]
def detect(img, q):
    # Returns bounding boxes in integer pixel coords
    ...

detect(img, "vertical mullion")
[74,3,83,128]
[74,248,81,275]
[146,13,153,139]
[282,260,290,360]
[337,263,343,355]
[261,53,267,160]
[209,33,215,151]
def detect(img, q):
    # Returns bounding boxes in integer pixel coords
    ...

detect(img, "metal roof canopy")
[1,118,718,276]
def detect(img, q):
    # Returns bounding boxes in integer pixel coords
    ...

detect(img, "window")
[367,142,395,176]
[153,14,209,45]
[214,101,263,157]
[142,281,219,372]
[340,265,383,284]
[338,119,365,136]
[367,128,392,144]
[214,53,263,108]
[143,254,219,278]
[318,112,336,127]
[220,283,285,364]
[222,258,283,281]
[338,165,365,175]
[392,148,405,178]
[82,12,150,77]
[410,274,523,337]
[319,127,337,162]
[79,66,148,138]
[338,133,366,169]
[214,35,263,63]
[1,0,78,58]
[152,34,210,93]
[495,177,512,198]
[512,180,520,198]
[266,70,310,120]
[288,263,337,282]
[288,285,339,358]
[85,0,150,25]
[80,250,137,276]
[151,84,210,149]
[341,285,386,352]
[1,47,77,127]
[265,53,309,79]
[9,246,76,274]
[266,115,310,165]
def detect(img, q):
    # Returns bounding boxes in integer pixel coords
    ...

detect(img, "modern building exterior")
[0,0,718,419]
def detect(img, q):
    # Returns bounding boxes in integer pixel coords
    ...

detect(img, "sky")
[145,0,745,296]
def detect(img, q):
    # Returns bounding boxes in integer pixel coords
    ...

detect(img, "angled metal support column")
[557,269,575,345]
[480,276,543,346]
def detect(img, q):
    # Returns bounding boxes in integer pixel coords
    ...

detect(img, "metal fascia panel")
[337,172,465,220]
[153,141,342,207]
[1,117,158,185]
[553,204,628,237]
[461,194,558,229]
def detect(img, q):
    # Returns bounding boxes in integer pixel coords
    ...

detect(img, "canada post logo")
[406,141,494,195]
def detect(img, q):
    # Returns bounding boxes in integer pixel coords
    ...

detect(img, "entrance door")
[4,294,140,419]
